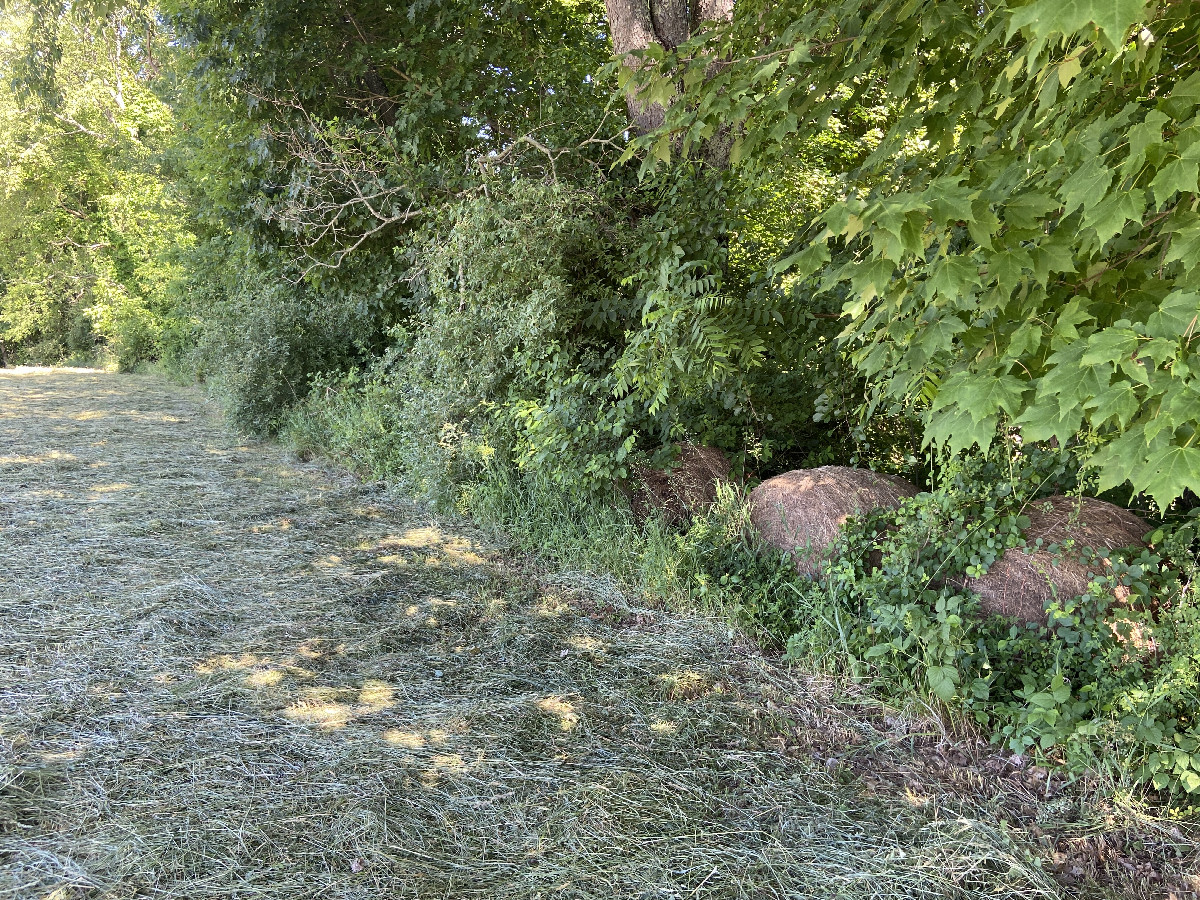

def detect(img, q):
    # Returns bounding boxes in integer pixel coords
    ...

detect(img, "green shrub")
[286,182,646,501]
[756,446,1200,798]
[182,238,385,434]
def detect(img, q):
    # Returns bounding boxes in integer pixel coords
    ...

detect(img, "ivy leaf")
[916,315,967,356]
[1140,444,1200,510]
[1080,328,1139,366]
[1162,382,1200,424]
[1091,426,1157,493]
[1124,110,1170,175]
[1014,399,1084,445]
[928,256,982,299]
[1084,381,1140,428]
[935,371,1027,421]
[1007,0,1146,51]
[926,179,974,225]
[1059,157,1113,216]
[1031,240,1077,284]
[1140,337,1179,366]
[1006,321,1043,360]
[967,201,1001,250]
[1081,189,1143,245]
[1181,769,1200,794]
[1004,192,1061,229]
[849,258,896,305]
[1057,55,1083,88]
[924,405,998,454]
[1083,0,1147,50]
[988,247,1032,289]
[1165,224,1200,269]
[773,239,830,278]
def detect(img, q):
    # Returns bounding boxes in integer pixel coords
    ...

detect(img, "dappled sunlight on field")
[282,680,399,730]
[0,367,1140,900]
[536,695,580,731]
[88,482,133,494]
[367,527,489,567]
[0,450,77,465]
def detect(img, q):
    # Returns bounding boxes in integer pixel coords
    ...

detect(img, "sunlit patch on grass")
[196,652,266,674]
[420,752,470,786]
[70,410,108,421]
[246,668,286,687]
[383,729,426,749]
[650,719,679,734]
[372,527,487,566]
[904,786,932,807]
[380,527,443,550]
[658,669,713,700]
[283,680,398,730]
[296,639,343,660]
[568,634,608,654]
[284,698,356,729]
[88,482,133,494]
[536,696,580,731]
[536,595,570,618]
[358,679,395,708]
[383,727,451,751]
[0,450,77,465]
[38,748,85,762]
[250,518,294,533]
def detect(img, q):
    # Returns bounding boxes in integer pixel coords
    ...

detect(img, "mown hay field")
[0,368,1192,899]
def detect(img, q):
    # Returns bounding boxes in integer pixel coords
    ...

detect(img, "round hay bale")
[749,466,918,577]
[627,445,731,524]
[968,495,1148,624]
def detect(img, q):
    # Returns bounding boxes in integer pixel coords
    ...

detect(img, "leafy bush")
[184,239,383,434]
[613,443,1200,798]
[629,0,1200,511]
[0,8,187,370]
[286,182,646,501]
[752,446,1200,798]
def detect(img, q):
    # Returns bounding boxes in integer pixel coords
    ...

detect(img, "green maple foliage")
[627,0,1200,509]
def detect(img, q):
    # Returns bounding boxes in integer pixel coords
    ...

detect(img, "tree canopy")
[6,0,1200,506]
[623,0,1200,509]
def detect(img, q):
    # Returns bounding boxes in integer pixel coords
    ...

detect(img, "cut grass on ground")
[0,368,1195,899]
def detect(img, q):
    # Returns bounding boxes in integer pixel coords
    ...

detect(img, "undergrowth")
[286,361,1200,805]
[455,451,1200,804]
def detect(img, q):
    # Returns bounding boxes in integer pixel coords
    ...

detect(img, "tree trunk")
[604,0,733,138]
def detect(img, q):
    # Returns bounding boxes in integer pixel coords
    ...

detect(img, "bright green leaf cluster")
[628,0,1200,509]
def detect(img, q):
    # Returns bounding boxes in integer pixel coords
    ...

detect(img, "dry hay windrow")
[0,368,1188,900]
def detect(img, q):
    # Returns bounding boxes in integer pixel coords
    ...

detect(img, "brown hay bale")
[968,495,1149,624]
[627,445,731,524]
[749,466,918,577]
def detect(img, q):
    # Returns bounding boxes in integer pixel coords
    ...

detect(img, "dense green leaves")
[625,0,1200,509]
[0,3,188,367]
